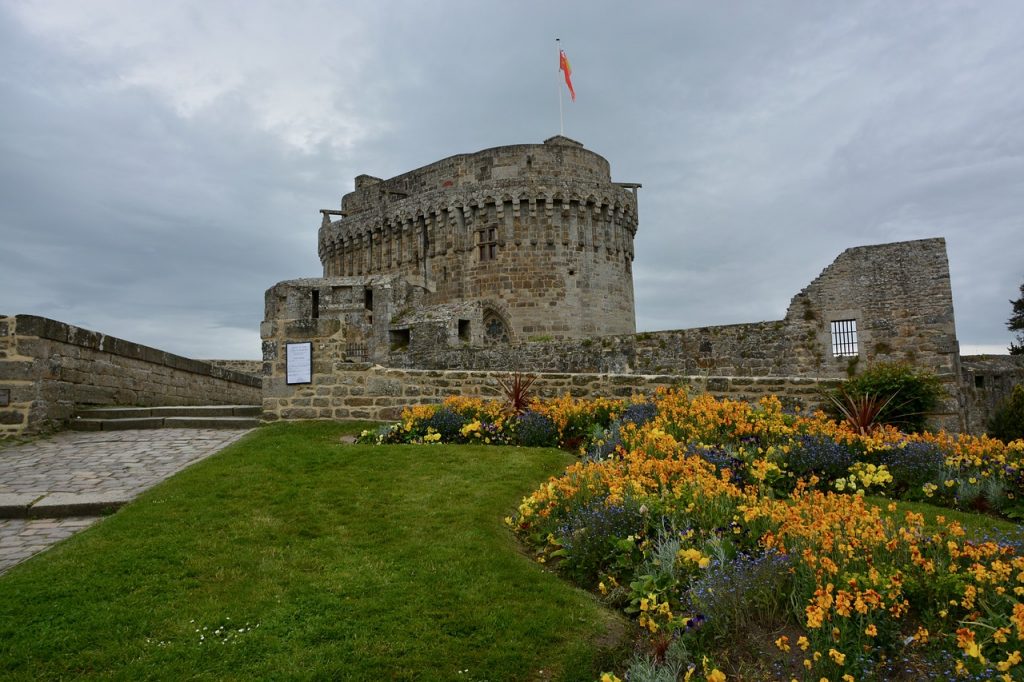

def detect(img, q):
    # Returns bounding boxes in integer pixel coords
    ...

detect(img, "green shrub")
[824,363,943,433]
[988,384,1024,443]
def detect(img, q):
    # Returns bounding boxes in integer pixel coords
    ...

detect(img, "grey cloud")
[1,2,1022,358]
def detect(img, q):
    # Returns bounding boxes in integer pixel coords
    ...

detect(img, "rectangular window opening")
[458,319,470,342]
[975,375,985,389]
[390,329,410,351]
[476,227,498,262]
[311,290,320,319]
[830,319,859,357]
[364,288,373,311]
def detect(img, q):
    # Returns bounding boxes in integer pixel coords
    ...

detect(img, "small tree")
[1009,281,1024,355]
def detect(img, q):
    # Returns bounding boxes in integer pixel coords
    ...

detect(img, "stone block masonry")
[0,315,261,437]
[262,364,839,423]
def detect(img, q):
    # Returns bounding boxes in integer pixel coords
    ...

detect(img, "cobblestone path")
[0,429,251,575]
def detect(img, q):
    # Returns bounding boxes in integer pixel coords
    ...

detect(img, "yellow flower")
[706,670,726,682]
[996,650,1022,671]
[797,636,810,651]
[828,648,846,665]
[956,627,982,660]
[600,674,622,682]
[775,636,791,652]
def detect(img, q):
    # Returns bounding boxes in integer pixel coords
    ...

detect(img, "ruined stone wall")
[389,322,797,376]
[782,238,960,376]
[0,315,261,437]
[317,136,638,341]
[262,364,837,423]
[960,355,1024,435]
[205,359,263,376]
[782,238,963,429]
[261,274,424,367]
[381,239,964,431]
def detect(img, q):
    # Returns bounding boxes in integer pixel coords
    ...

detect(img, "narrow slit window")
[310,290,320,319]
[830,319,858,357]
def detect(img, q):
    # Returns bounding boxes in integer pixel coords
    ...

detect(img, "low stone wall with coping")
[0,315,262,437]
[261,364,841,423]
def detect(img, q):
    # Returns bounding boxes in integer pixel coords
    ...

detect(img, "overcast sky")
[2,1,1022,359]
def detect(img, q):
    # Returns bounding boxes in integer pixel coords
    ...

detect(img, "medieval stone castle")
[2,136,1021,437]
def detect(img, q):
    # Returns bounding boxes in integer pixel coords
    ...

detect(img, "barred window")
[830,319,859,357]
[477,227,498,261]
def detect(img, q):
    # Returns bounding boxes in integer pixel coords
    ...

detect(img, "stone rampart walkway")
[0,428,251,575]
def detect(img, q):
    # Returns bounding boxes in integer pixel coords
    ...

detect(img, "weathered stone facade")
[0,315,261,437]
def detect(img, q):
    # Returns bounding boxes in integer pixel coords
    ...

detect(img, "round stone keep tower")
[318,135,639,342]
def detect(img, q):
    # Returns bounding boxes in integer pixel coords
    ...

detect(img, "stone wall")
[382,238,965,431]
[0,315,262,437]
[262,364,838,423]
[960,355,1024,435]
[204,359,263,376]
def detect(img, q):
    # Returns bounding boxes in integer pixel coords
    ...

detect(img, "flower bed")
[361,390,1024,679]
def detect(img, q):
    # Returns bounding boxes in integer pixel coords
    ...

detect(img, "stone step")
[162,416,259,429]
[70,417,165,431]
[75,405,260,419]
[69,406,260,431]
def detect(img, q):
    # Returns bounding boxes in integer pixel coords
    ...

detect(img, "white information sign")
[285,342,313,385]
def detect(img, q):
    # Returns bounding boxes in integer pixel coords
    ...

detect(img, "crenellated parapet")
[317,136,641,340]
[318,187,638,274]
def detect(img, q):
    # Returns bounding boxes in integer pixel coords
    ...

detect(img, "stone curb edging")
[0,492,126,519]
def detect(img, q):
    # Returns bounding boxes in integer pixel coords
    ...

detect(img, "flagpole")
[556,38,564,136]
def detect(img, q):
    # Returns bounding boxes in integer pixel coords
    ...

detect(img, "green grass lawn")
[0,422,623,681]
